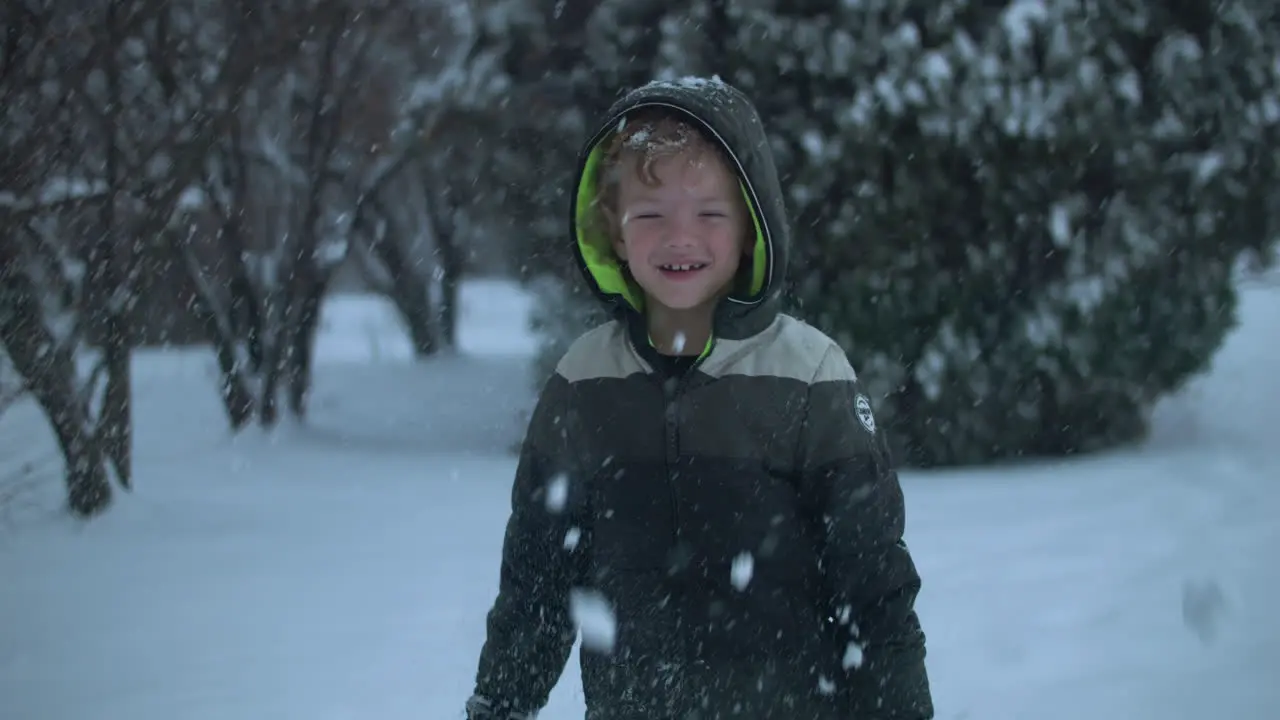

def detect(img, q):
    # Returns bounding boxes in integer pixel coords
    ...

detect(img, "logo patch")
[854,394,876,435]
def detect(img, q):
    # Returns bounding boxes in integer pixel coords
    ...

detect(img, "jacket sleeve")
[798,345,934,719]
[471,372,587,717]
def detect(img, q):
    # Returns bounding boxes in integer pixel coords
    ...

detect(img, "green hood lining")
[574,130,768,357]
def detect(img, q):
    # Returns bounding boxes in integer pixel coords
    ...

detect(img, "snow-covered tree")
[2,0,511,516]
[167,0,508,428]
[183,0,413,426]
[0,0,156,514]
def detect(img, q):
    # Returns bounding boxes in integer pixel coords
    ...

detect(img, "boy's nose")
[663,215,698,247]
[663,231,696,248]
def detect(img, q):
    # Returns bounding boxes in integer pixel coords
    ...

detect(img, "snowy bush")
[726,0,1280,466]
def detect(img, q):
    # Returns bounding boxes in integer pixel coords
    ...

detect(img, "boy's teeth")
[662,263,704,271]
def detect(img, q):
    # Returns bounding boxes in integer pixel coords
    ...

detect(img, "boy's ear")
[611,231,628,260]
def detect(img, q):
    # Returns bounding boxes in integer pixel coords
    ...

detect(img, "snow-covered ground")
[1,277,1277,720]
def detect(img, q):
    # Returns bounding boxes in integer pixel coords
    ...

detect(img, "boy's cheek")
[614,227,644,259]
[619,226,654,255]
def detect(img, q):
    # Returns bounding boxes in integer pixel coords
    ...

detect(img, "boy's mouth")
[657,262,708,276]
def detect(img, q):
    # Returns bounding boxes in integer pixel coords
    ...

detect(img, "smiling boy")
[598,110,751,357]
[465,77,933,720]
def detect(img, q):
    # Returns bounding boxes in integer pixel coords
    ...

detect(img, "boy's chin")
[642,292,718,314]
[637,274,733,314]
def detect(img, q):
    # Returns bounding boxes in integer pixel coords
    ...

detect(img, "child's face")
[613,148,749,314]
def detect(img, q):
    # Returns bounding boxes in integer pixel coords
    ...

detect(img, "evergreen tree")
[708,0,1280,466]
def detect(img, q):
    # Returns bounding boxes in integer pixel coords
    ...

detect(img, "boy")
[466,77,933,720]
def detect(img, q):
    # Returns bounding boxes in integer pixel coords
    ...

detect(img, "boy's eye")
[633,213,662,220]
[700,211,727,218]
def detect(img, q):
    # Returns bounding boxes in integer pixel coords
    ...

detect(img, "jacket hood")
[568,76,790,342]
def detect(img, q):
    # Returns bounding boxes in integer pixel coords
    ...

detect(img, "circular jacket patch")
[854,394,876,435]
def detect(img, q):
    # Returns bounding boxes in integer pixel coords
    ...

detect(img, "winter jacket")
[469,78,933,720]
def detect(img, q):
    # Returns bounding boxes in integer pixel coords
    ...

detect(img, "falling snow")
[842,641,865,670]
[4,0,1280,715]
[569,589,617,654]
[563,526,581,551]
[545,473,568,513]
[729,551,754,590]
[1049,203,1072,247]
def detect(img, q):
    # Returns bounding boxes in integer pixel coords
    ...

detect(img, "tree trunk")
[173,235,256,429]
[0,241,112,516]
[258,302,283,427]
[223,214,265,373]
[222,121,266,373]
[438,245,460,350]
[286,267,326,418]
[99,311,132,486]
[94,0,133,489]
[427,189,463,348]
[367,220,436,357]
[430,193,462,350]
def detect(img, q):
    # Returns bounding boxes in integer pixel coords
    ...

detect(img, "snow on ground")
[1,277,1277,720]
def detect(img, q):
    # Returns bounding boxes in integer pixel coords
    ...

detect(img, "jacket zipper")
[660,338,714,542]
[662,374,684,544]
